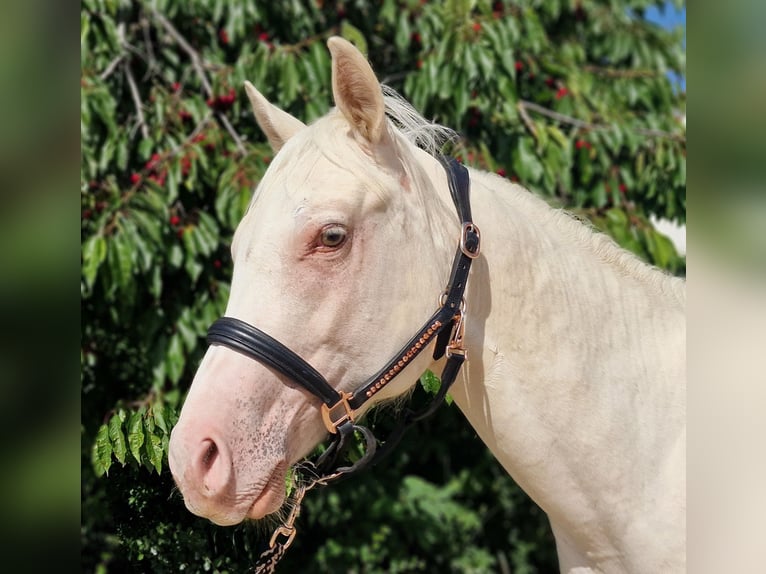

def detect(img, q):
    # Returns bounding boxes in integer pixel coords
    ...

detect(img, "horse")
[169,37,686,573]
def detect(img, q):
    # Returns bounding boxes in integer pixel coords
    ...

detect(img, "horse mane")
[381,85,457,155]
[471,170,687,306]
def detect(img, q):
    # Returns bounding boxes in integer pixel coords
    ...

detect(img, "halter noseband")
[207,156,479,476]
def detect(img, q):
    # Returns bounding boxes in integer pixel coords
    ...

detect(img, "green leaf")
[513,137,544,183]
[108,412,127,465]
[394,10,411,54]
[108,232,134,290]
[340,21,368,55]
[127,411,145,465]
[153,404,168,435]
[144,428,163,474]
[168,243,183,269]
[92,424,112,477]
[137,137,154,161]
[419,370,441,395]
[166,333,185,384]
[82,234,107,292]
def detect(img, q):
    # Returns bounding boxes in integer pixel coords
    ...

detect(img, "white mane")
[381,85,457,156]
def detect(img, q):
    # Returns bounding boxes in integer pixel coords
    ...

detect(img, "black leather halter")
[207,156,480,478]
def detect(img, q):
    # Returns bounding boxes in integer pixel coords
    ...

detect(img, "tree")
[81,1,685,572]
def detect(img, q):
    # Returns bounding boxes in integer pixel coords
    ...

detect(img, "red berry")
[515,61,523,72]
[146,153,161,170]
[213,259,222,268]
[555,87,569,99]
[179,109,192,122]
[258,32,269,42]
[83,209,93,220]
[545,77,555,87]
[411,32,421,44]
[619,183,627,193]
[192,133,206,143]
[130,173,141,184]
[180,156,192,175]
[219,29,229,44]
[496,168,507,177]
[172,82,181,92]
[511,175,519,183]
[472,22,481,32]
[170,215,181,226]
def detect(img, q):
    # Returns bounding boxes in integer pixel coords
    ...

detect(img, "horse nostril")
[201,439,218,470]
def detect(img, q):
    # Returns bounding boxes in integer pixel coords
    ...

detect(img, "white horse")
[169,37,686,573]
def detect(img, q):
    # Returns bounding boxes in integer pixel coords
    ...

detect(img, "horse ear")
[244,81,306,153]
[327,36,386,144]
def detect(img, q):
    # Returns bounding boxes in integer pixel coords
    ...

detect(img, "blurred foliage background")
[81,0,685,572]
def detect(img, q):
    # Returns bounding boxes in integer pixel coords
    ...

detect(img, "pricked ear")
[244,81,305,153]
[327,36,386,144]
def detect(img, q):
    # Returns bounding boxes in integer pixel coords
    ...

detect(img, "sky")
[645,3,686,91]
[645,3,687,31]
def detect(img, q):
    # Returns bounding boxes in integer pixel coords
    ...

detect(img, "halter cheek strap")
[206,156,479,474]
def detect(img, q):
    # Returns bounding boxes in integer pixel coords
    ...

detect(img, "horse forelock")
[380,85,457,156]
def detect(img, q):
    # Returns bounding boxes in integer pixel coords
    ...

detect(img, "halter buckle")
[446,306,467,360]
[459,223,481,259]
[321,391,355,434]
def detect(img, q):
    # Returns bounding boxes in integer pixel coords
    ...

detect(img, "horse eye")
[319,225,347,248]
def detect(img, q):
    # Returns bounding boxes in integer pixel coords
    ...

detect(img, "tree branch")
[518,100,685,142]
[150,8,246,155]
[150,9,213,96]
[140,15,158,79]
[582,65,658,79]
[516,100,539,140]
[98,54,125,81]
[124,60,149,140]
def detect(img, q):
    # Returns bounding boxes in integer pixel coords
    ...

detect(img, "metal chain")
[252,466,344,573]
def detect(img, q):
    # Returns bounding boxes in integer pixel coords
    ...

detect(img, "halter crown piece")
[206,156,480,572]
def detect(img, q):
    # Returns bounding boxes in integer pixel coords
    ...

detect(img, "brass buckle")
[445,304,467,360]
[320,392,355,434]
[459,223,481,259]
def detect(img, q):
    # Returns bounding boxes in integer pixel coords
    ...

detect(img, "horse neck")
[429,167,686,570]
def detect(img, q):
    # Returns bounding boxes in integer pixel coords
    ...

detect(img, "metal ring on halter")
[334,425,377,475]
[439,292,467,311]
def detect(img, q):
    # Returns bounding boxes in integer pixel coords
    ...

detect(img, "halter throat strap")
[206,156,479,435]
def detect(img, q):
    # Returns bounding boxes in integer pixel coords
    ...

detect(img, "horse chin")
[246,464,288,520]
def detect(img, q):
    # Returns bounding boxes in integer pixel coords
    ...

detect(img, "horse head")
[168,37,459,525]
